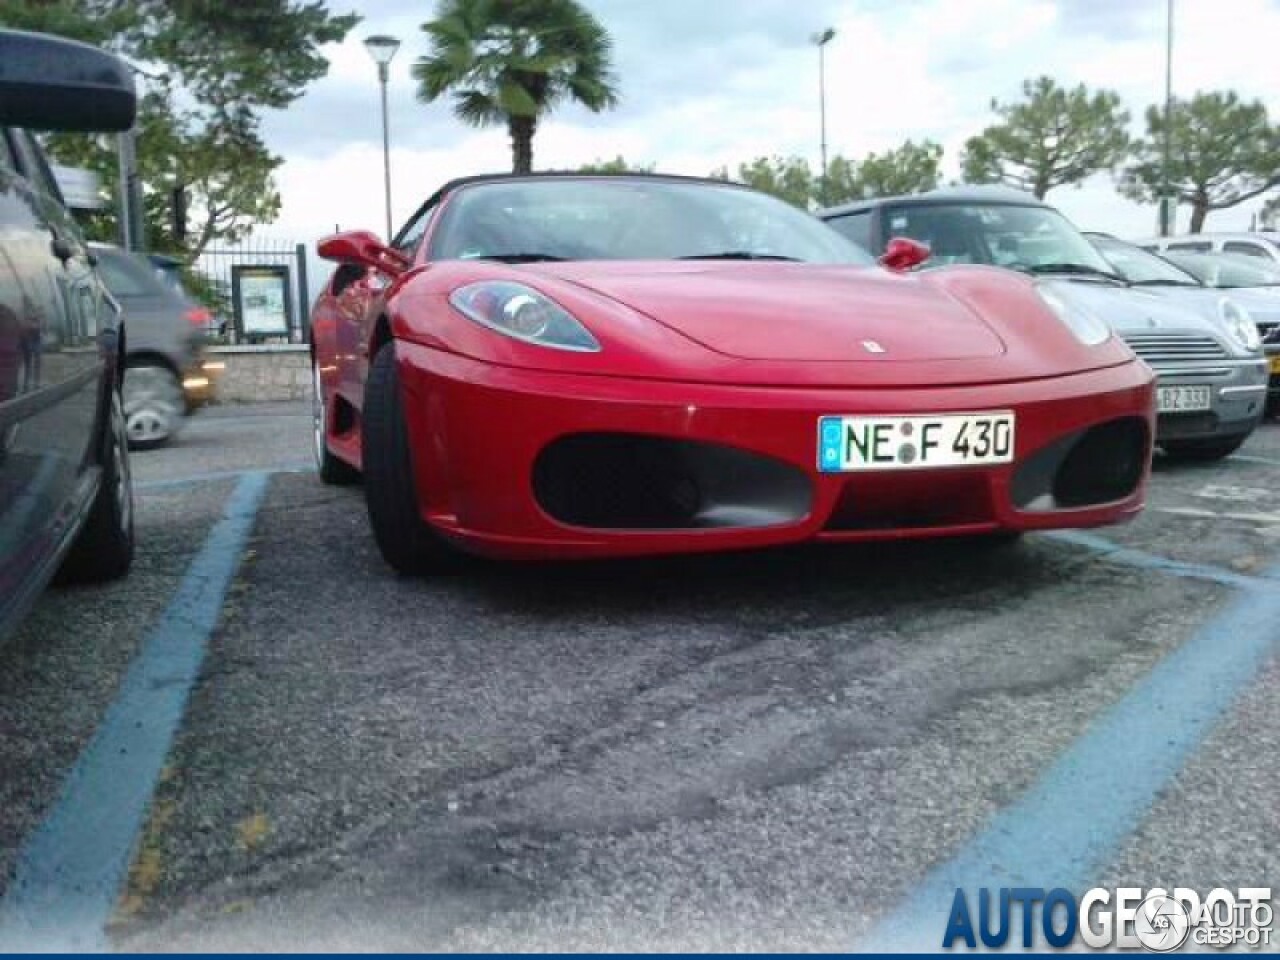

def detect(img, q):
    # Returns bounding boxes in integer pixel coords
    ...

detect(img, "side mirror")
[879,236,931,272]
[0,30,136,132]
[317,230,410,277]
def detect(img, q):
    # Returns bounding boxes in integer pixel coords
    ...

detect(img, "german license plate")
[818,412,1015,472]
[1156,385,1211,413]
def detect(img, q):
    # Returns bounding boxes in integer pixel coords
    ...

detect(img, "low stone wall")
[206,344,310,404]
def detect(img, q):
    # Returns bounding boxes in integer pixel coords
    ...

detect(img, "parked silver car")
[90,244,220,448]
[819,188,1268,459]
[1137,231,1280,266]
[1147,249,1280,418]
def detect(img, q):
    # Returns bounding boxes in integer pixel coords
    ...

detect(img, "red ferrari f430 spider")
[312,174,1155,573]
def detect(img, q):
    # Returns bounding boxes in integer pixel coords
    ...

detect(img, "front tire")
[59,390,134,583]
[1161,434,1248,462]
[123,361,183,450]
[362,341,459,575]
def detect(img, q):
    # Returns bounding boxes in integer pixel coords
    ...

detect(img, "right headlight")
[1035,285,1112,346]
[449,281,601,353]
[1219,298,1261,352]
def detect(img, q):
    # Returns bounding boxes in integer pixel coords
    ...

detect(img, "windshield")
[882,202,1117,276]
[1163,251,1280,288]
[94,249,164,299]
[429,178,872,264]
[1088,235,1200,285]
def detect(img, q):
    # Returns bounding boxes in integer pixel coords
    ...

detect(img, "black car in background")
[0,29,138,641]
[91,243,220,448]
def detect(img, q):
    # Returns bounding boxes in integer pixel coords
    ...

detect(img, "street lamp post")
[811,27,836,208]
[1159,0,1174,237]
[364,34,401,241]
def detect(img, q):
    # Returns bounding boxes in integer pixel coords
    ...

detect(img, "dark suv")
[0,29,138,640]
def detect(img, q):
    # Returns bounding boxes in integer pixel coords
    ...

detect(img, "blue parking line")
[862,553,1280,952]
[1046,529,1270,588]
[0,472,270,953]
[135,462,312,493]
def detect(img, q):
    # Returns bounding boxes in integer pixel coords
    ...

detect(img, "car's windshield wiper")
[676,251,802,261]
[480,252,569,263]
[1128,278,1201,288]
[1023,262,1126,282]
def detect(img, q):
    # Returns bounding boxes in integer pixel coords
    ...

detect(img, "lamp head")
[363,34,401,66]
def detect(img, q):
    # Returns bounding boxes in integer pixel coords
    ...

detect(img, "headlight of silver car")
[1035,285,1112,346]
[450,281,601,352]
[1218,298,1261,352]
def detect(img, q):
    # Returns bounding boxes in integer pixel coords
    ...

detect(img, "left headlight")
[1219,298,1261,352]
[1035,285,1112,346]
[450,281,601,353]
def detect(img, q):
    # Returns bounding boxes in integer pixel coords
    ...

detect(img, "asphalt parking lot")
[1,402,1278,951]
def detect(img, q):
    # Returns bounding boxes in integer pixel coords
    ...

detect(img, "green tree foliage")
[713,142,944,209]
[823,140,943,205]
[1262,192,1280,230]
[710,156,814,208]
[0,1,358,256]
[576,156,655,173]
[961,76,1130,199]
[1120,92,1280,233]
[49,91,282,255]
[413,0,619,174]
[2,1,358,111]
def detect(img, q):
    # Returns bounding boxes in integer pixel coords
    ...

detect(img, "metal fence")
[193,240,313,345]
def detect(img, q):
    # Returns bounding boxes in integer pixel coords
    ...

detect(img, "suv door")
[0,128,104,607]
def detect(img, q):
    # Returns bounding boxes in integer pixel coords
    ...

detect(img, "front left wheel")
[58,390,134,583]
[123,361,183,450]
[361,341,460,575]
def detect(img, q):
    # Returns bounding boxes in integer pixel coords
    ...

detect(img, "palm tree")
[413,0,619,174]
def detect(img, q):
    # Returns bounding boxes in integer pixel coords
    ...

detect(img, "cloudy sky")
[257,0,1280,244]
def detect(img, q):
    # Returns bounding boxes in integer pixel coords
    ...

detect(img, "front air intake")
[533,433,812,530]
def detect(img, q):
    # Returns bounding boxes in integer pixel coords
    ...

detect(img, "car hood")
[1043,279,1223,336]
[1198,286,1280,326]
[542,261,1008,363]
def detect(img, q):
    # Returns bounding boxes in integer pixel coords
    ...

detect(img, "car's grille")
[1257,319,1279,342]
[1121,332,1228,365]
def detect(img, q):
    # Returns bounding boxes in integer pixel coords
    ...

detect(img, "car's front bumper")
[395,342,1156,561]
[1147,356,1269,442]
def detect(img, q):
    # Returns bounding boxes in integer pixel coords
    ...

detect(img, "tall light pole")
[364,34,401,241]
[811,27,836,208]
[1159,0,1174,237]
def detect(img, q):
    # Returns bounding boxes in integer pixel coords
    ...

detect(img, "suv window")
[94,250,158,298]
[1223,241,1268,259]
[8,130,63,202]
[825,210,873,251]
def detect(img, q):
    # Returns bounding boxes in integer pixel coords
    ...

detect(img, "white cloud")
[257,0,1280,245]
